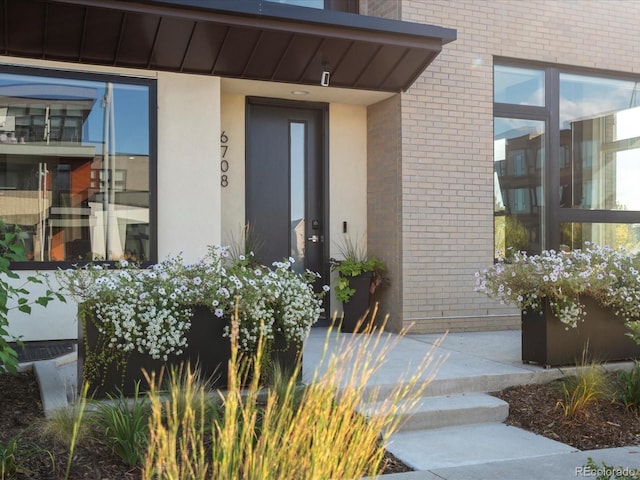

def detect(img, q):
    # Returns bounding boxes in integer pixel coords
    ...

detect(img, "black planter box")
[521,296,640,367]
[79,306,302,397]
[340,273,373,333]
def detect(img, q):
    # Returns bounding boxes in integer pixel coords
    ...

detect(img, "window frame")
[0,64,158,270]
[494,59,640,253]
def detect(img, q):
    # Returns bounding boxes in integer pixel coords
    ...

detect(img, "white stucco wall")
[220,93,246,244]
[328,104,367,316]
[329,103,367,258]
[157,72,222,261]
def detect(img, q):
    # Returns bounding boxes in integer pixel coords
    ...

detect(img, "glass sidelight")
[290,121,305,274]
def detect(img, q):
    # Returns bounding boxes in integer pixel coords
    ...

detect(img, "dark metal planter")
[340,273,373,333]
[521,296,640,367]
[79,306,302,397]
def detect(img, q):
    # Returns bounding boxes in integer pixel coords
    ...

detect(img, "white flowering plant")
[58,246,326,367]
[184,247,327,354]
[474,243,640,335]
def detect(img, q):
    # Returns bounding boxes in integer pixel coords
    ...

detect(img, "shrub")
[0,221,65,373]
[617,362,640,411]
[90,382,150,467]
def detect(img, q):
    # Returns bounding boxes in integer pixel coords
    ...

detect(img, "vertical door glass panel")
[0,72,151,262]
[290,122,305,274]
[494,118,545,258]
[561,223,640,253]
[494,65,545,106]
[560,74,640,211]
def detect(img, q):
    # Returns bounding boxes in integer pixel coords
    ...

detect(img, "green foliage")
[331,236,386,303]
[0,436,53,480]
[91,382,150,467]
[617,361,640,411]
[0,438,18,479]
[584,457,640,480]
[504,215,529,257]
[0,221,66,373]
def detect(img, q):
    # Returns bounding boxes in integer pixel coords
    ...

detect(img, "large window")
[0,68,155,266]
[494,64,640,256]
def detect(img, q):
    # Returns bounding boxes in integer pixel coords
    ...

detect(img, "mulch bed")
[492,377,640,450]
[0,370,411,479]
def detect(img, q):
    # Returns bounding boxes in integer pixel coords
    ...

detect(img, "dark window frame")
[0,64,158,270]
[494,59,640,253]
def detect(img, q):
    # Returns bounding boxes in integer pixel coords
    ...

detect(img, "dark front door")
[246,97,328,294]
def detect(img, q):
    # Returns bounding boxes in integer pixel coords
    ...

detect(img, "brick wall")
[363,0,640,333]
[367,95,403,331]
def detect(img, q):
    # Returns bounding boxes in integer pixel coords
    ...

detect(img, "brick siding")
[362,0,640,333]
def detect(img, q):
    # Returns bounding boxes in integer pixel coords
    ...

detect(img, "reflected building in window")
[0,74,151,263]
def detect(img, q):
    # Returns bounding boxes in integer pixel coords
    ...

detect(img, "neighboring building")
[1,0,639,341]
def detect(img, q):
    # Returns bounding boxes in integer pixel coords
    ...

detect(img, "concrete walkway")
[27,328,640,479]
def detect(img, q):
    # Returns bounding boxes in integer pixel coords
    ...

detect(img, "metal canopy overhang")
[0,0,456,93]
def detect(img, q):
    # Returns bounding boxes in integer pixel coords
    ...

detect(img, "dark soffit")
[0,0,457,92]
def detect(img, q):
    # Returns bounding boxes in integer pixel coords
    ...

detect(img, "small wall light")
[321,62,330,87]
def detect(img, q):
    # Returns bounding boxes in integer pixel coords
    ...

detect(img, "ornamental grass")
[142,312,445,480]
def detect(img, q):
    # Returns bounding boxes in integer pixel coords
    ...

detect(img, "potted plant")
[57,246,327,396]
[475,242,640,366]
[330,236,386,333]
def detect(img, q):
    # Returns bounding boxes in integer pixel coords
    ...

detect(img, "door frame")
[245,96,331,310]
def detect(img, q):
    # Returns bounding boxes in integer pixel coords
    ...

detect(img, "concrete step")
[384,423,577,472]
[360,393,509,432]
[362,359,636,401]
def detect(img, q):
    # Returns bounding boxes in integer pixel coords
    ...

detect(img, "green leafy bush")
[330,236,386,303]
[0,221,65,373]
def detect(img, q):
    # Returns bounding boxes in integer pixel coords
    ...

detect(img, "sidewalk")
[28,328,640,479]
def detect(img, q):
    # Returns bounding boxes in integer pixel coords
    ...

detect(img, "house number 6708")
[220,131,229,187]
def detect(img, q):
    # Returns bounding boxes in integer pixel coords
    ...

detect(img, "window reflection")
[560,74,640,211]
[290,122,305,274]
[494,118,545,257]
[0,72,151,263]
[494,65,545,106]
[561,222,640,253]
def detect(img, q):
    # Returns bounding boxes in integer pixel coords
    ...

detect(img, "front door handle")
[307,234,319,243]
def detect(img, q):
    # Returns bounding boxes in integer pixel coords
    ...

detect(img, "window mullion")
[546,67,560,251]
